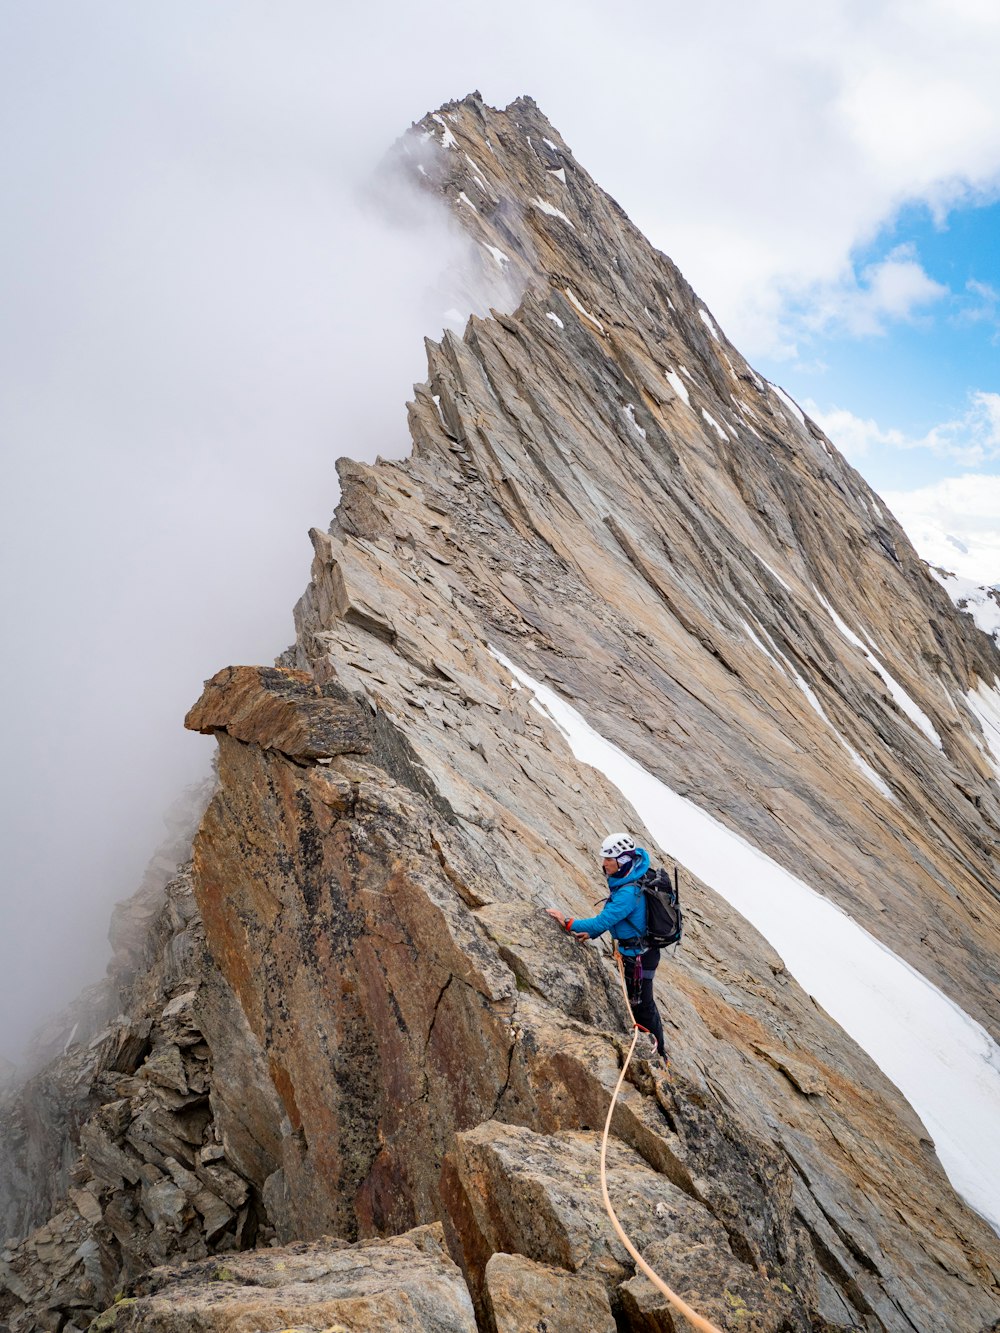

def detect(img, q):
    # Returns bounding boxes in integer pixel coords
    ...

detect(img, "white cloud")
[802,405,908,459]
[795,244,949,341]
[880,474,1000,585]
[959,278,1000,332]
[807,391,1000,466]
[594,3,1000,356]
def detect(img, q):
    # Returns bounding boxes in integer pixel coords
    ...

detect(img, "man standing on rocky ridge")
[547,833,667,1058]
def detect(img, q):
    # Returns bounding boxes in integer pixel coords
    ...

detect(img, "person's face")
[602,855,618,875]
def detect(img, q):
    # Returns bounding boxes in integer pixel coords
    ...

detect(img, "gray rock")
[90,1223,476,1332]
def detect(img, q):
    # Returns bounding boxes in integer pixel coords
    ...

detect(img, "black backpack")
[641,866,683,948]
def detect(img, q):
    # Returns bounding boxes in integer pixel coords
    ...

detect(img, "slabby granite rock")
[444,1121,804,1329]
[89,1223,476,1332]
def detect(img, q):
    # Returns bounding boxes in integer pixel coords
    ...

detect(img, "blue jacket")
[569,847,649,956]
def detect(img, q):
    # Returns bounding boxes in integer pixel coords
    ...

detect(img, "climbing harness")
[602,950,722,1333]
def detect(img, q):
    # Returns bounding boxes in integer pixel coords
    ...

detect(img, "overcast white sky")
[2,0,999,1062]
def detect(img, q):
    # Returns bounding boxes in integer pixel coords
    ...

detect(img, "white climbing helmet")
[600,832,635,859]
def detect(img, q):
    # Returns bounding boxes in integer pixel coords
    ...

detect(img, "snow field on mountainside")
[492,650,1000,1235]
[966,679,1000,783]
[931,569,1000,645]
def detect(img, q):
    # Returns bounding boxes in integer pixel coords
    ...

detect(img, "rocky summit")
[3,93,1000,1333]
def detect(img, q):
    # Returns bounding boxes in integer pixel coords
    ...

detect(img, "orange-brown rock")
[483,1252,617,1333]
[181,663,1000,1331]
[184,665,372,760]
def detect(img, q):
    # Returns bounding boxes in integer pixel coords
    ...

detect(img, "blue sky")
[758,197,1000,494]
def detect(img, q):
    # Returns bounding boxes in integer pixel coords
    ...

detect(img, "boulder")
[89,1223,476,1332]
[484,1252,616,1332]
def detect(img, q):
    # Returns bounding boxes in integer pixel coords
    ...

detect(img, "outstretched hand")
[546,908,589,942]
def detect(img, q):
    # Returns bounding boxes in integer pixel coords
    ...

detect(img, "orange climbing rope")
[602,952,722,1333]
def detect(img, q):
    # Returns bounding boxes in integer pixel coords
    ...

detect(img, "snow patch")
[769,382,806,427]
[464,153,488,186]
[732,397,762,438]
[759,559,791,592]
[788,666,829,728]
[431,113,457,150]
[548,167,567,184]
[545,312,565,329]
[739,619,781,668]
[844,745,897,800]
[492,650,1000,1236]
[531,196,575,228]
[699,309,721,341]
[701,410,730,443]
[542,137,559,151]
[564,287,605,333]
[624,404,647,440]
[740,621,896,801]
[457,191,477,212]
[665,370,690,405]
[430,394,450,434]
[481,243,509,268]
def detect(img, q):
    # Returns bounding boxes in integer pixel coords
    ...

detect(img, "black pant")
[626,948,666,1056]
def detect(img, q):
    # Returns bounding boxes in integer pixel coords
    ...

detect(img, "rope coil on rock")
[602,951,722,1333]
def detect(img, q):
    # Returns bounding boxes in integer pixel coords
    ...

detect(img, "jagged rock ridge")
[3,93,1000,1332]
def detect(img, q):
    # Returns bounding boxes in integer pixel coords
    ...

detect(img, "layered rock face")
[4,94,1000,1332]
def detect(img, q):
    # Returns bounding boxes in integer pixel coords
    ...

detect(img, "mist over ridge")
[0,52,520,1064]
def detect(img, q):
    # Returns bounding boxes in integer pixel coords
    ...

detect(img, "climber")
[546,833,666,1058]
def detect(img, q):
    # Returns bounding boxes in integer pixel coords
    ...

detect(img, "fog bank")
[0,8,519,1063]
